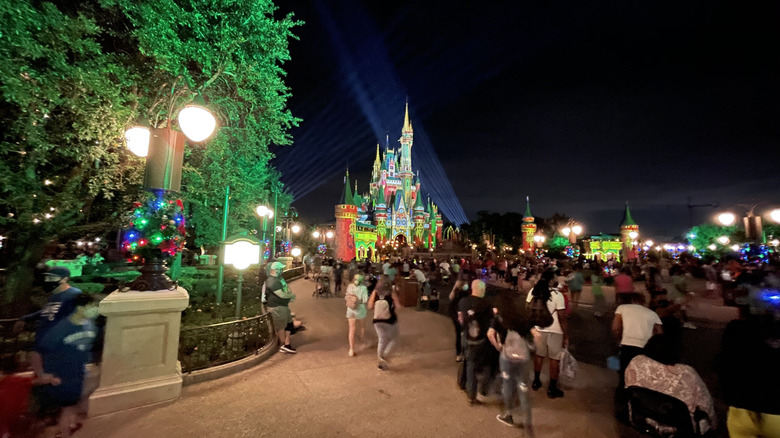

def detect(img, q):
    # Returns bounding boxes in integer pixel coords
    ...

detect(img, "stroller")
[312,273,332,298]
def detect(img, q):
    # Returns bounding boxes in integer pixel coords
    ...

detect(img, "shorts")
[268,306,292,332]
[346,304,367,320]
[534,331,563,360]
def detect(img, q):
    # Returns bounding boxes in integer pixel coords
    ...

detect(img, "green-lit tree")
[0,0,300,303]
[686,223,738,253]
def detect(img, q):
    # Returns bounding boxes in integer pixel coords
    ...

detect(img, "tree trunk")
[2,238,48,311]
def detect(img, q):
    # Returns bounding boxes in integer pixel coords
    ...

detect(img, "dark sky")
[273,0,780,239]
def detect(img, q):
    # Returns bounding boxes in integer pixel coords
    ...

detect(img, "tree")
[0,1,143,303]
[0,0,301,303]
[686,224,737,252]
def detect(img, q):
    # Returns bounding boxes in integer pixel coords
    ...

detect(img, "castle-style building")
[335,104,443,261]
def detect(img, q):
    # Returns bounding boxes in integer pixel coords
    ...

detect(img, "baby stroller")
[312,273,332,298]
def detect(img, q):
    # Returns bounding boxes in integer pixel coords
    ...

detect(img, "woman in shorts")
[345,274,369,357]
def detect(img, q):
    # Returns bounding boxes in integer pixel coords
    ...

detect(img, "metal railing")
[281,266,304,281]
[178,312,275,373]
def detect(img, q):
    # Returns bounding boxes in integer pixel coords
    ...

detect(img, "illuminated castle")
[335,104,443,261]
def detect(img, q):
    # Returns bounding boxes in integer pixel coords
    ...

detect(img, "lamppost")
[533,234,546,248]
[256,205,274,265]
[123,94,218,291]
[278,208,299,255]
[223,235,261,318]
[715,204,780,243]
[561,221,584,245]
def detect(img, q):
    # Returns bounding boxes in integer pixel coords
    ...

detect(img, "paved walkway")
[79,278,632,438]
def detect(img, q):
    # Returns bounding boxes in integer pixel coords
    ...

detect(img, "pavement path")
[78,277,641,438]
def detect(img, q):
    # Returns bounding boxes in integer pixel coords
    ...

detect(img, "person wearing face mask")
[449,272,473,362]
[15,267,83,384]
[265,261,297,354]
[33,292,99,437]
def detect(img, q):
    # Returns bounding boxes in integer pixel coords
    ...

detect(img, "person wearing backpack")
[525,269,568,399]
[367,275,402,370]
[458,279,495,404]
[488,294,535,434]
[345,273,369,357]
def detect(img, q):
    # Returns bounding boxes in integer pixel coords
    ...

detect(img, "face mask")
[84,306,100,319]
[43,281,61,293]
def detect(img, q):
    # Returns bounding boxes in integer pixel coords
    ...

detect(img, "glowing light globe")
[717,236,730,245]
[572,225,583,235]
[291,224,301,234]
[312,231,321,238]
[124,126,151,157]
[177,105,217,142]
[325,231,334,239]
[770,209,780,224]
[708,244,717,251]
[561,227,571,236]
[291,247,302,257]
[628,231,639,239]
[717,212,736,226]
[256,205,270,217]
[224,240,260,271]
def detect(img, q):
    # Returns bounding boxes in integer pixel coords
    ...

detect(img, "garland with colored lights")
[121,192,186,261]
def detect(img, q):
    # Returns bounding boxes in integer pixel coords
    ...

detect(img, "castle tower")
[521,196,537,252]
[334,170,358,261]
[375,188,388,244]
[370,144,381,198]
[412,192,425,246]
[399,102,414,208]
[620,203,639,259]
[434,204,443,245]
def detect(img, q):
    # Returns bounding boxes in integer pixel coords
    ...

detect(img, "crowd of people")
[5,251,779,437]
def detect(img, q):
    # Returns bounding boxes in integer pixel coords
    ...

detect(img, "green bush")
[70,282,108,294]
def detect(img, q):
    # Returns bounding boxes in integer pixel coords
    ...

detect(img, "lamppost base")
[129,258,175,292]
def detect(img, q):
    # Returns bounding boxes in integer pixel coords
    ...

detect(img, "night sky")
[273,0,780,239]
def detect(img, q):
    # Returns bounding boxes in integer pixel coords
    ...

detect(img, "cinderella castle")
[334,103,443,262]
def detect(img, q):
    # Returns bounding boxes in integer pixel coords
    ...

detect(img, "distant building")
[334,104,443,261]
[582,203,640,262]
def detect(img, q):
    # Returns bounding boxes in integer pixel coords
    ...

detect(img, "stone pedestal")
[277,256,293,270]
[89,287,189,417]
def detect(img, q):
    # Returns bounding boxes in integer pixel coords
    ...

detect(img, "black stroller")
[312,272,332,298]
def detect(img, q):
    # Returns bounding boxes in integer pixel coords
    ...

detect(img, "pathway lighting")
[645,240,654,247]
[770,209,780,224]
[562,227,571,236]
[177,103,217,142]
[717,236,730,245]
[717,212,737,226]
[730,244,740,252]
[770,239,779,246]
[124,126,152,157]
[326,231,334,239]
[223,235,261,318]
[291,247,302,258]
[312,231,321,238]
[291,224,301,234]
[571,225,583,235]
[708,244,717,251]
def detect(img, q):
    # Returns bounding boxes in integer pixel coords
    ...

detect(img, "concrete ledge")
[182,339,279,386]
[90,372,182,417]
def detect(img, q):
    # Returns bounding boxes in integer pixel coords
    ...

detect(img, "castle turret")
[521,196,537,252]
[412,191,425,246]
[335,170,358,261]
[620,203,639,260]
[375,188,388,244]
[399,102,414,208]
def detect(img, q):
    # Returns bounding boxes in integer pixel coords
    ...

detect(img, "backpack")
[463,308,486,345]
[502,329,530,362]
[345,293,358,309]
[373,294,392,320]
[528,295,554,328]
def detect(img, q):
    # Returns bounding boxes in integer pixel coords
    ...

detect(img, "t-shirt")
[458,296,493,342]
[31,287,82,351]
[37,318,97,405]
[382,262,391,275]
[265,276,291,307]
[614,274,634,293]
[346,283,369,307]
[615,304,662,348]
[413,269,427,283]
[386,267,397,282]
[525,290,566,334]
[568,272,585,291]
[439,262,450,273]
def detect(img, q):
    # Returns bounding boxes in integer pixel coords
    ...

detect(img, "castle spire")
[621,202,637,226]
[402,100,413,133]
[523,196,533,219]
[341,170,354,206]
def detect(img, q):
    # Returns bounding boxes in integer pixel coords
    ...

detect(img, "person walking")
[458,279,494,404]
[333,261,344,297]
[614,266,635,305]
[33,293,99,437]
[488,294,535,434]
[448,272,472,362]
[265,261,298,354]
[345,273,369,357]
[526,270,568,399]
[368,275,402,370]
[566,265,585,312]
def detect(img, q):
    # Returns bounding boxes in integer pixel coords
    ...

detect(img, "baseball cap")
[270,261,286,271]
[44,266,71,279]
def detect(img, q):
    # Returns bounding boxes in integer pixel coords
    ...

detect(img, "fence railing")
[178,312,275,373]
[282,266,304,281]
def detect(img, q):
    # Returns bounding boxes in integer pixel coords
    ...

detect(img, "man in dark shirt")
[16,267,82,383]
[265,261,297,354]
[458,279,494,404]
